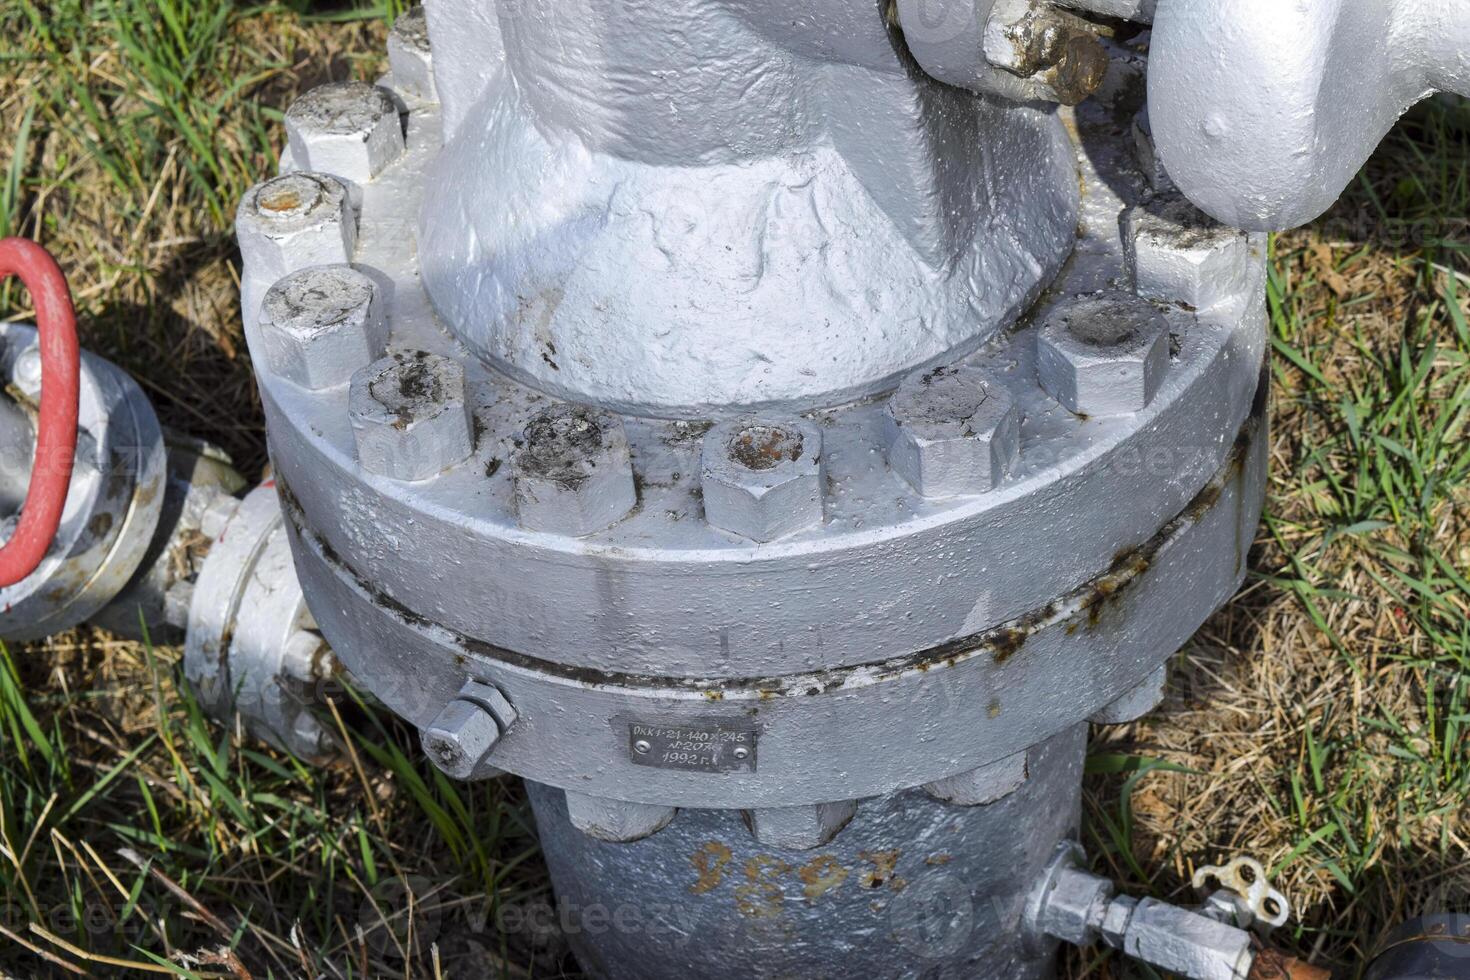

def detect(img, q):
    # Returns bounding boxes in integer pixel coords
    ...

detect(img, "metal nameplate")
[627,721,757,773]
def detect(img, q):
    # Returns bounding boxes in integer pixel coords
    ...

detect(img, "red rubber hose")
[0,238,79,588]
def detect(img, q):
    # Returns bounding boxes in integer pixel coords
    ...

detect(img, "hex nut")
[701,418,825,542]
[923,749,1029,806]
[746,800,857,851]
[1124,193,1259,311]
[884,365,1021,498]
[1099,894,1138,948]
[284,82,404,186]
[1036,292,1171,416]
[12,345,42,398]
[421,699,502,781]
[387,6,436,103]
[1041,866,1114,946]
[236,173,356,292]
[350,351,474,482]
[1090,663,1168,725]
[258,265,387,390]
[512,404,637,536]
[565,792,677,844]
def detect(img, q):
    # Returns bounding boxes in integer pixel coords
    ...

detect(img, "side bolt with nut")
[257,265,387,390]
[701,418,825,543]
[350,350,475,482]
[511,404,638,536]
[421,679,517,781]
[883,365,1021,498]
[285,81,405,187]
[1036,291,1171,417]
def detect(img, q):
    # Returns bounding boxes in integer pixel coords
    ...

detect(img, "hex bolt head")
[564,792,677,844]
[701,418,825,543]
[746,800,858,851]
[236,172,356,294]
[421,700,502,781]
[350,351,475,482]
[1036,292,1171,417]
[923,749,1029,806]
[284,82,404,186]
[1090,663,1168,725]
[258,265,387,390]
[420,680,515,782]
[511,404,637,536]
[1124,193,1260,311]
[883,365,1021,498]
[387,6,436,103]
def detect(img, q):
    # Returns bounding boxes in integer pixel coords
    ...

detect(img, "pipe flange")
[184,483,334,761]
[0,323,167,641]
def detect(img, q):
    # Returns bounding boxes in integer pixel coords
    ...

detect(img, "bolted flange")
[1036,292,1171,417]
[883,365,1021,498]
[236,173,356,302]
[387,6,436,104]
[564,792,678,844]
[284,82,404,187]
[511,404,637,536]
[1124,193,1260,312]
[421,680,516,781]
[257,265,387,390]
[923,749,1030,806]
[745,800,858,851]
[701,418,825,542]
[349,351,475,482]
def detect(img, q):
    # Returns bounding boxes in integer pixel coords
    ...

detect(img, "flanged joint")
[883,365,1021,498]
[1124,192,1259,312]
[236,173,356,293]
[284,81,404,186]
[701,418,825,542]
[511,404,637,536]
[1036,291,1171,417]
[258,265,387,390]
[421,680,517,781]
[387,6,436,103]
[349,350,475,482]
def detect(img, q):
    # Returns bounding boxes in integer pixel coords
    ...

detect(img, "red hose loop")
[0,238,80,588]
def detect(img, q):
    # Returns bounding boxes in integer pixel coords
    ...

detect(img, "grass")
[0,3,1466,977]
